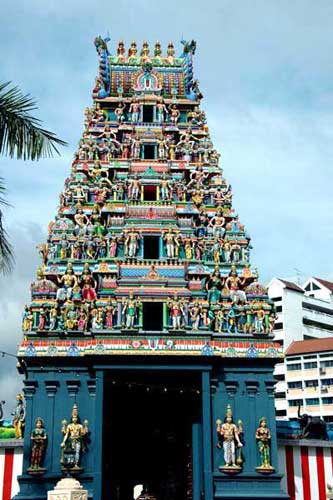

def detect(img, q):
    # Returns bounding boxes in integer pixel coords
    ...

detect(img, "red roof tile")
[279,279,304,293]
[314,277,333,293]
[286,337,333,356]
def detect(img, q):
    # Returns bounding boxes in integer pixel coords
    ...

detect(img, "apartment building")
[267,277,333,419]
[286,338,333,421]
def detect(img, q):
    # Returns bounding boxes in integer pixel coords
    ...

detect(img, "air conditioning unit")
[320,368,326,375]
[321,387,328,393]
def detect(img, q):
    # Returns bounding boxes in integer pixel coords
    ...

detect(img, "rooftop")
[278,279,304,293]
[314,277,333,293]
[286,337,333,356]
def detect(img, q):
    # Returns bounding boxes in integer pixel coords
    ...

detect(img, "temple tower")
[16,37,288,500]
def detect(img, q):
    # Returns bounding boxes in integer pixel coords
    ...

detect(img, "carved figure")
[29,418,47,471]
[122,292,140,329]
[61,403,89,470]
[163,228,180,258]
[216,405,243,470]
[225,267,246,303]
[167,293,185,329]
[297,405,328,440]
[114,101,126,123]
[12,393,25,439]
[129,98,140,123]
[256,417,274,471]
[168,104,180,125]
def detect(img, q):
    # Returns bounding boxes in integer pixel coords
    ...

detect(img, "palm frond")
[0,178,14,274]
[0,82,67,160]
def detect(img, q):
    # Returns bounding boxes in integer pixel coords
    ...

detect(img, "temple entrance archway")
[103,371,202,500]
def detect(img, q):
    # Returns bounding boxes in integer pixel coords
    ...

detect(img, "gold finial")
[117,40,125,56]
[72,403,79,419]
[225,404,233,418]
[141,40,150,57]
[128,40,137,57]
[167,42,175,57]
[154,41,162,57]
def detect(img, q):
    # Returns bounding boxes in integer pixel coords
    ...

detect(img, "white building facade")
[267,277,333,420]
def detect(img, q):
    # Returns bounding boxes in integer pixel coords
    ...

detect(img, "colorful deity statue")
[167,293,186,330]
[160,173,172,200]
[122,292,141,329]
[189,300,201,329]
[163,228,180,258]
[124,227,142,258]
[129,97,141,123]
[12,393,25,439]
[57,263,77,302]
[28,418,47,472]
[156,98,168,123]
[168,104,180,125]
[114,101,126,123]
[225,266,247,304]
[80,263,97,301]
[256,417,274,472]
[61,403,89,470]
[127,175,141,200]
[22,305,34,332]
[216,405,243,471]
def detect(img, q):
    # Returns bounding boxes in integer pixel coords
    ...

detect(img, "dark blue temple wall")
[18,366,103,499]
[211,360,288,500]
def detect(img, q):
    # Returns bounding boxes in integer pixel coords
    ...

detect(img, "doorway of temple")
[103,371,202,500]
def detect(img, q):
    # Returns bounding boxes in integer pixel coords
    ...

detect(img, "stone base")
[219,465,242,475]
[256,465,275,474]
[27,467,46,476]
[48,478,87,500]
[61,466,84,475]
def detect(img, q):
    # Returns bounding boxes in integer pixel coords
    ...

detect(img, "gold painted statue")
[216,405,243,472]
[12,393,25,439]
[60,403,88,470]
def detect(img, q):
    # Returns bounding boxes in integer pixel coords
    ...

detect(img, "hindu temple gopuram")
[15,37,288,500]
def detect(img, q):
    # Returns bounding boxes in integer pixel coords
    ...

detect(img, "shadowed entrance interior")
[142,302,163,331]
[103,372,201,500]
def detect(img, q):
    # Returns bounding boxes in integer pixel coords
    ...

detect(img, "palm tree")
[0,81,67,273]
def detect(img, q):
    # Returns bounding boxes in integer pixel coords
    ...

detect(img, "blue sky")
[0,0,333,407]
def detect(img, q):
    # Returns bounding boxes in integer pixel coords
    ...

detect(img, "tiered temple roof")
[18,38,281,360]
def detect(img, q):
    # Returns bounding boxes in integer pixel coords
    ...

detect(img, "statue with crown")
[216,404,244,473]
[60,403,89,473]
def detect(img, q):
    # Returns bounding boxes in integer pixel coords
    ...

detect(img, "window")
[322,397,333,405]
[305,398,319,406]
[144,185,157,201]
[320,360,333,368]
[305,380,318,388]
[276,409,287,417]
[320,353,333,358]
[276,305,282,313]
[304,362,317,369]
[143,236,160,260]
[288,381,302,389]
[142,302,163,331]
[274,322,283,330]
[271,296,282,302]
[321,379,333,386]
[287,363,301,371]
[305,284,311,292]
[289,399,303,407]
[142,105,153,123]
[143,145,156,159]
[275,392,286,399]
[304,355,317,360]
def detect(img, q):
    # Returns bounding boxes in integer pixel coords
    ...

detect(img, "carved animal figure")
[298,405,328,440]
